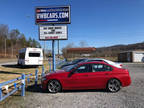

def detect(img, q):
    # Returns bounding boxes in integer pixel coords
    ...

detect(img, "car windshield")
[62,64,78,72]
[72,59,85,64]
[88,59,116,65]
[103,59,116,65]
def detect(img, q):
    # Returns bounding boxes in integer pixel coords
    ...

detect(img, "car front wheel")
[47,80,62,93]
[107,79,121,93]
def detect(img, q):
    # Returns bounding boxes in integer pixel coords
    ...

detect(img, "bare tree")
[0,24,42,58]
[0,24,9,56]
[62,43,75,59]
[79,41,88,48]
[9,29,20,57]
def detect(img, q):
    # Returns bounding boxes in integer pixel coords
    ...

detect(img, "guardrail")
[0,66,45,102]
[0,59,65,102]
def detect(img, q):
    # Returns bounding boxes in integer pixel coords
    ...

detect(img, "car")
[41,61,131,93]
[60,58,87,68]
[85,58,123,68]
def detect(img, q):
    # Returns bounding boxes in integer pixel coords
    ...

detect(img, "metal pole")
[52,40,56,71]
[35,69,38,86]
[58,40,59,59]
[44,40,46,60]
[21,74,25,96]
[0,84,2,101]
[49,62,51,72]
[41,65,45,77]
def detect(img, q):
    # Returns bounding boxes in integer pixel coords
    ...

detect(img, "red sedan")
[41,61,131,93]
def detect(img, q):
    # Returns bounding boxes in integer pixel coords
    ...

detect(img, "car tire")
[107,79,121,93]
[47,80,62,93]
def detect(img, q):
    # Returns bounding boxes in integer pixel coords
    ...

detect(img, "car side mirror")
[68,70,75,77]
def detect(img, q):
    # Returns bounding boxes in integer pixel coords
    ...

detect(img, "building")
[118,50,144,62]
[67,47,96,57]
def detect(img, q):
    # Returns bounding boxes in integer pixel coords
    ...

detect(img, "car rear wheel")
[107,79,121,93]
[47,80,62,93]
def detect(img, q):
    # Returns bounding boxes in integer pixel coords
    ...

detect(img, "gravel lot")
[1,63,144,108]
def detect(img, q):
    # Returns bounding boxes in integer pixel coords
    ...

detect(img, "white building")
[118,50,144,62]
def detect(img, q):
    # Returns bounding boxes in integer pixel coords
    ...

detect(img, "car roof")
[78,61,107,65]
[87,58,105,61]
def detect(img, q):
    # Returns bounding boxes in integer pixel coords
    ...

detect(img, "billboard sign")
[39,25,67,40]
[36,6,70,24]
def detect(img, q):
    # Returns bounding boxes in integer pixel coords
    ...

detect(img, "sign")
[35,6,70,24]
[39,25,67,40]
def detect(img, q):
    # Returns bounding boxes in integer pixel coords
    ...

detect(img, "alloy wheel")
[48,80,61,93]
[107,79,121,92]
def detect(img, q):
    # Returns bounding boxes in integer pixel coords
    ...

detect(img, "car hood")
[45,70,66,76]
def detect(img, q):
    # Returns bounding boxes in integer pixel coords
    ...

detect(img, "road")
[1,63,144,108]
[0,59,17,66]
[0,62,17,66]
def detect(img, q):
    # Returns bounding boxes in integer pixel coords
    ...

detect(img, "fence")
[0,66,45,102]
[0,59,65,102]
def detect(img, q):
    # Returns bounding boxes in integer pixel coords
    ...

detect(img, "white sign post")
[39,25,67,40]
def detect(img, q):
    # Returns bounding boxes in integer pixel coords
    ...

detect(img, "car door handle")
[83,75,88,77]
[105,73,109,75]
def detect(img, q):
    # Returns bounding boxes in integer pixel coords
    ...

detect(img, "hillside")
[93,42,144,57]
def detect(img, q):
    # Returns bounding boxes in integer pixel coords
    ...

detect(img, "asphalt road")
[1,63,144,108]
[0,62,17,67]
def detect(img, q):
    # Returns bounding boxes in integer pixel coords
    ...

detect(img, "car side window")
[104,65,113,71]
[75,64,91,73]
[92,64,112,72]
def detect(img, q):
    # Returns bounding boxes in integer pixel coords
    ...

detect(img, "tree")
[0,24,9,54]
[0,24,42,58]
[19,34,27,47]
[9,29,20,57]
[27,37,33,47]
[79,41,88,48]
[62,43,75,59]
[10,29,20,45]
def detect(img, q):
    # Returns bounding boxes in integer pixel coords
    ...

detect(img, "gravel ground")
[1,63,144,108]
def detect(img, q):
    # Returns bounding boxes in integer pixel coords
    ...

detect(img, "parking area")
[1,63,144,108]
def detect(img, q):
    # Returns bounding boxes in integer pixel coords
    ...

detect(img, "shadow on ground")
[26,84,43,93]
[0,71,21,75]
[26,84,107,94]
[2,64,39,69]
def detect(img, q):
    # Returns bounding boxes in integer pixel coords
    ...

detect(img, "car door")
[87,63,113,89]
[64,64,92,89]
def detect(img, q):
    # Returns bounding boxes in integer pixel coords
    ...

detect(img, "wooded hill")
[0,24,41,58]
[62,41,144,61]
[92,42,144,57]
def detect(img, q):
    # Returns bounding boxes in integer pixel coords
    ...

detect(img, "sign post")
[36,6,70,72]
[52,40,56,71]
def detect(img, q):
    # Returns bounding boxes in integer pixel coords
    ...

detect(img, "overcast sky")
[0,0,144,52]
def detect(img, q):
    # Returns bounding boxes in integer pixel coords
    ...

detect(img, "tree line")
[0,24,41,58]
[62,41,144,61]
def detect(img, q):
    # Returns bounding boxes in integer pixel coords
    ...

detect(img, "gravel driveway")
[1,63,144,108]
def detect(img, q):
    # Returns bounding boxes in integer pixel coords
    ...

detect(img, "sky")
[0,0,144,52]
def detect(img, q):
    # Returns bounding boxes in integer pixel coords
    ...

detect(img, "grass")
[0,58,17,63]
[0,61,50,83]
